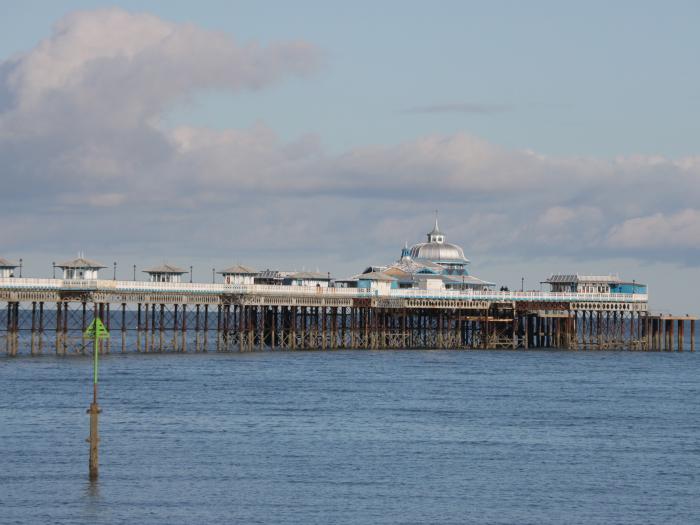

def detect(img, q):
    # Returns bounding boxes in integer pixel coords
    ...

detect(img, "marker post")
[85,318,109,481]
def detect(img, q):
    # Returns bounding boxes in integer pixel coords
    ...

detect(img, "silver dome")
[409,242,469,263]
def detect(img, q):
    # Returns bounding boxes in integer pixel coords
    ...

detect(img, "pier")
[1,278,694,355]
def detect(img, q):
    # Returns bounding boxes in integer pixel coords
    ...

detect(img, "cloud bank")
[0,8,699,276]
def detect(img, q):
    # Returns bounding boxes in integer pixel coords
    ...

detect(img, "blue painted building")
[544,274,646,294]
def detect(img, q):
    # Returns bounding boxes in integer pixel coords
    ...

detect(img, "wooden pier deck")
[0,278,695,355]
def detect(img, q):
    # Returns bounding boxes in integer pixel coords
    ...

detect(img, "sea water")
[1,350,699,524]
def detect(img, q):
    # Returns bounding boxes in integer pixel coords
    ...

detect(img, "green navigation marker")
[84,317,109,481]
[85,318,110,385]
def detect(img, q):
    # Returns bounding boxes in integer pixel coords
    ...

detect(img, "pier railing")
[0,278,648,303]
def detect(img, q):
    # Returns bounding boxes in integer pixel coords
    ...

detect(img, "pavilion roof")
[287,271,331,280]
[56,257,106,269]
[0,257,17,268]
[219,264,257,275]
[545,274,621,284]
[357,271,396,282]
[143,264,187,274]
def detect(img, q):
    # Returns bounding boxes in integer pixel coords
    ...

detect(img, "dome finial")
[429,210,441,234]
[427,210,444,242]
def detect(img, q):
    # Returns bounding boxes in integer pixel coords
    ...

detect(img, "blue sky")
[1,1,699,312]
[5,0,700,156]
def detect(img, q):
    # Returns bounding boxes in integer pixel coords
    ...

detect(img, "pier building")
[283,272,331,287]
[358,271,397,292]
[0,258,17,278]
[360,220,494,291]
[251,270,332,287]
[219,265,257,285]
[544,275,647,295]
[144,264,188,283]
[57,257,105,280]
[254,270,289,286]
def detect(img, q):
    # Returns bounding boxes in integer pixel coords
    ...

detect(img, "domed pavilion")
[408,217,470,275]
[360,217,494,291]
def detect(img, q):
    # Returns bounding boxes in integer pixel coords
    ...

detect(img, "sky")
[0,1,699,313]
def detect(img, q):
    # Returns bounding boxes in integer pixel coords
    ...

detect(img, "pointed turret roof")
[428,212,442,236]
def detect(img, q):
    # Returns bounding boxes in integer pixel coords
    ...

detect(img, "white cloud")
[607,209,700,249]
[3,8,318,115]
[0,7,699,276]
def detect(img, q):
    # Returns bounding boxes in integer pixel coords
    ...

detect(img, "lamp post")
[212,268,215,284]
[52,262,56,279]
[113,262,117,280]
[521,277,524,292]
[190,266,193,283]
[133,264,136,281]
[19,258,22,278]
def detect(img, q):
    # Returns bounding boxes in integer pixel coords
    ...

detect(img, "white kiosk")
[0,257,18,278]
[219,265,257,285]
[57,257,105,280]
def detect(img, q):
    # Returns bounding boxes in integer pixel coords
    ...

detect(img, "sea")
[1,347,699,524]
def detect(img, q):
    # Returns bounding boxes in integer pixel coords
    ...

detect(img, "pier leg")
[321,307,327,351]
[250,305,256,352]
[173,304,179,352]
[663,318,668,351]
[7,303,13,356]
[238,305,244,352]
[121,303,126,353]
[644,314,650,351]
[5,302,12,356]
[272,307,278,350]
[203,304,209,352]
[104,303,110,353]
[143,303,149,352]
[182,304,187,352]
[194,304,200,352]
[159,304,165,352]
[350,307,354,349]
[136,303,142,352]
[217,305,223,351]
[670,319,675,352]
[524,314,529,349]
[257,306,263,351]
[30,301,37,355]
[81,302,87,332]
[55,302,62,354]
